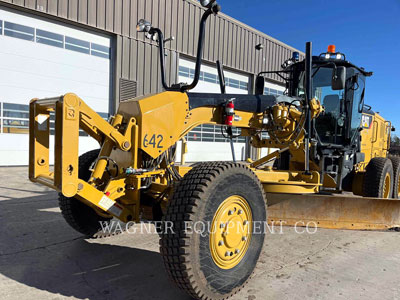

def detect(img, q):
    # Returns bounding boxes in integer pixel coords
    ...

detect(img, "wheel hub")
[210,195,252,269]
[398,177,400,198]
[384,173,391,198]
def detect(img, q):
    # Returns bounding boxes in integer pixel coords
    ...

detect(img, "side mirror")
[332,66,346,90]
[255,76,265,95]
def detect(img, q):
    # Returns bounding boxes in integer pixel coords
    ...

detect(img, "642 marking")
[143,134,163,148]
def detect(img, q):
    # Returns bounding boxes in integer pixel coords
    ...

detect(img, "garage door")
[0,8,111,165]
[177,58,249,162]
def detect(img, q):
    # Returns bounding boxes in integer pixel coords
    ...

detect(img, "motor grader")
[28,0,399,299]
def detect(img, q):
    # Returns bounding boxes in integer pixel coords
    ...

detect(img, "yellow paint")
[29,93,135,199]
[352,172,364,196]
[255,170,320,194]
[397,177,400,199]
[76,179,135,222]
[360,112,391,170]
[117,91,260,159]
[267,193,400,230]
[28,90,395,231]
[250,149,282,169]
[28,92,325,224]
[209,195,252,269]
[383,173,391,199]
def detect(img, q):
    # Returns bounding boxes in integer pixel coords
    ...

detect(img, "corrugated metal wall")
[0,0,303,108]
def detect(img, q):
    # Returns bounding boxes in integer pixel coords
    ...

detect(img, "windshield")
[298,67,344,106]
[295,66,366,145]
[298,67,345,144]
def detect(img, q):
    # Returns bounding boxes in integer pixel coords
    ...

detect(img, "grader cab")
[29,1,400,299]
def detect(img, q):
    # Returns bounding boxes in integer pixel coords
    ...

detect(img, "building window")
[178,66,249,92]
[264,87,284,95]
[4,21,34,41]
[0,102,107,135]
[189,68,196,79]
[36,28,63,48]
[185,124,245,143]
[178,66,190,77]
[1,20,109,59]
[65,36,90,54]
[187,129,202,142]
[239,81,248,90]
[261,131,269,139]
[199,71,204,81]
[2,103,29,134]
[228,78,239,89]
[204,72,217,83]
[91,43,110,59]
[178,65,249,144]
[3,103,29,119]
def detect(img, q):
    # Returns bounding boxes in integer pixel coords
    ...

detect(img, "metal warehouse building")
[0,0,301,165]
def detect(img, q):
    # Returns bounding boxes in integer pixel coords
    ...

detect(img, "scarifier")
[28,1,400,299]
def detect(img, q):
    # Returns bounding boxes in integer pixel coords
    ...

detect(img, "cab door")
[360,112,375,163]
[361,112,390,164]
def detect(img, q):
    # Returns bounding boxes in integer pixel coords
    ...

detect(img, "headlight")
[200,0,216,8]
[136,19,152,33]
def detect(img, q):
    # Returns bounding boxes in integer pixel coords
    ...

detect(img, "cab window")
[350,75,365,142]
[312,67,345,144]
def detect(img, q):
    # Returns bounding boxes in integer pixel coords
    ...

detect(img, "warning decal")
[362,114,373,129]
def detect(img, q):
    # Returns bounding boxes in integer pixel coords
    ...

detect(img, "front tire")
[59,149,112,237]
[363,157,394,198]
[160,162,266,300]
[389,155,400,199]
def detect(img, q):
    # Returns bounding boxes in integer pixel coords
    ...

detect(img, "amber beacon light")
[327,44,336,53]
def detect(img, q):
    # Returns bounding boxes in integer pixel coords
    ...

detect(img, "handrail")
[180,5,220,91]
[143,3,220,92]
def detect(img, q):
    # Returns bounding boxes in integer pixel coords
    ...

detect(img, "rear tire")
[59,149,112,237]
[160,162,266,300]
[389,155,400,199]
[363,157,393,198]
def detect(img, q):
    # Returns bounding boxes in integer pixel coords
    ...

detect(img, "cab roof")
[291,55,373,77]
[311,55,373,77]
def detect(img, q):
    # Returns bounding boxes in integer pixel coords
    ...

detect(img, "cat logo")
[362,114,373,129]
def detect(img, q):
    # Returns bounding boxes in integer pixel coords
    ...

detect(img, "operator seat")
[317,94,342,144]
[323,95,340,116]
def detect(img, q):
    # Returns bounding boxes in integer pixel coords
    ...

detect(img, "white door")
[0,8,111,165]
[177,58,250,162]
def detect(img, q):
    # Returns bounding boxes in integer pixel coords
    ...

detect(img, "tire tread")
[160,161,265,300]
[59,149,111,237]
[363,157,393,198]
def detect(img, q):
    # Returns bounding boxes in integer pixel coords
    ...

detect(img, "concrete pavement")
[1,167,400,300]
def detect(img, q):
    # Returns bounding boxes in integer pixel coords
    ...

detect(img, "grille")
[119,78,137,102]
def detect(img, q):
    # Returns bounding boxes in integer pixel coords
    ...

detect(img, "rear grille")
[119,78,137,102]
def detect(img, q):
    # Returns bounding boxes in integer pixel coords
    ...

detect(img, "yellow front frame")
[29,92,322,224]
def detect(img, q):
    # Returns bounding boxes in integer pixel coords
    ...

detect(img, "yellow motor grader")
[29,1,399,299]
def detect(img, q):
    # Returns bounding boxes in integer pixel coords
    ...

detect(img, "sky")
[217,0,400,132]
